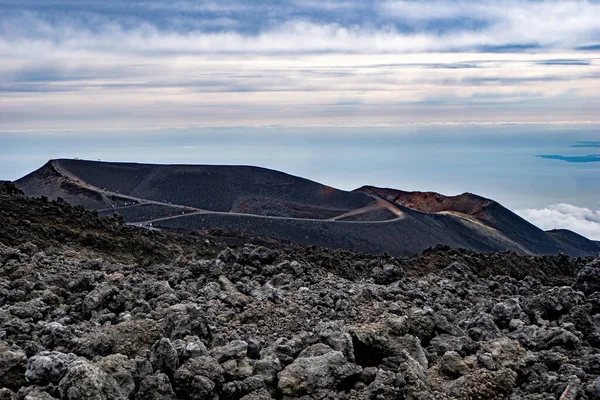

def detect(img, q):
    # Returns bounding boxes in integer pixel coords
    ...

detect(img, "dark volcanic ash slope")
[14,159,600,257]
[2,181,600,400]
[357,186,600,257]
[23,159,374,218]
[152,209,528,257]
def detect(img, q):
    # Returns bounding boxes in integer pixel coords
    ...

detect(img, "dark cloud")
[475,43,543,53]
[569,142,600,148]
[576,44,600,51]
[538,154,600,163]
[536,59,591,66]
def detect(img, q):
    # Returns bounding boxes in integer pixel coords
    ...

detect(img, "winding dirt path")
[51,159,406,228]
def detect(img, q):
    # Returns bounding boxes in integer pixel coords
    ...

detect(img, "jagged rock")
[68,330,113,358]
[58,359,126,400]
[150,338,179,376]
[525,286,584,321]
[491,299,523,328]
[81,283,122,317]
[558,376,581,400]
[209,340,248,363]
[161,304,211,341]
[221,358,254,381]
[590,376,600,400]
[253,354,282,384]
[440,351,469,378]
[0,388,16,400]
[173,356,224,399]
[17,387,57,400]
[461,313,502,341]
[135,373,176,400]
[94,354,136,398]
[478,338,527,371]
[39,322,75,350]
[350,324,428,369]
[171,336,208,363]
[221,376,266,399]
[0,342,27,390]
[316,321,355,362]
[512,325,581,350]
[277,346,362,396]
[25,351,78,385]
[246,339,261,360]
[573,257,600,295]
[366,369,405,399]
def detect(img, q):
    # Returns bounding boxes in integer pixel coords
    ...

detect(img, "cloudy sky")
[1,0,599,238]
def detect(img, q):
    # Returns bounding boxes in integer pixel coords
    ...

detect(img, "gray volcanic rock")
[150,338,179,376]
[2,183,600,399]
[277,346,362,396]
[25,351,77,385]
[135,373,176,400]
[94,354,138,398]
[573,256,600,295]
[0,342,27,390]
[173,356,224,399]
[440,351,469,378]
[58,359,125,400]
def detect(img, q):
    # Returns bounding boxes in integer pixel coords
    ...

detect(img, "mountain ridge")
[14,159,600,257]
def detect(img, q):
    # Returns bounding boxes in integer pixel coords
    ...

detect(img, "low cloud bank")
[516,203,600,241]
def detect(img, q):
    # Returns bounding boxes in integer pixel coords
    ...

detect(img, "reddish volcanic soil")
[356,186,492,216]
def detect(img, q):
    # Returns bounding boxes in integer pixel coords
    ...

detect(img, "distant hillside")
[49,159,374,218]
[356,186,600,256]
[14,159,600,257]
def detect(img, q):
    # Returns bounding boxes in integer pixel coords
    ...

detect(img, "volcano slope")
[15,159,600,257]
[2,181,600,400]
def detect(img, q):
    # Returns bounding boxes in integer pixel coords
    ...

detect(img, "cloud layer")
[1,0,599,129]
[517,204,600,240]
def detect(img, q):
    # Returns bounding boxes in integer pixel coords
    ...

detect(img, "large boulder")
[460,313,502,341]
[491,299,523,328]
[209,340,248,363]
[58,360,126,400]
[25,351,78,385]
[439,351,469,378]
[94,354,137,399]
[150,338,179,376]
[161,304,211,342]
[173,356,224,400]
[525,286,584,321]
[135,373,176,400]
[573,257,600,296]
[277,345,362,396]
[0,343,27,390]
[39,322,75,351]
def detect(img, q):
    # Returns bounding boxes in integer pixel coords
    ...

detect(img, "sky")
[1,0,599,239]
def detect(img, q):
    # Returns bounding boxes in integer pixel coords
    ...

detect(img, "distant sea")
[2,124,599,211]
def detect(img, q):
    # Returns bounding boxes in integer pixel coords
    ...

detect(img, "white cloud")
[516,203,600,240]
[1,1,599,129]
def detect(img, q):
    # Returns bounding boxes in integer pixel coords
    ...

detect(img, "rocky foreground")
[1,182,600,399]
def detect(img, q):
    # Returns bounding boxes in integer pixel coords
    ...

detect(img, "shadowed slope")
[47,159,375,219]
[14,160,600,257]
[357,186,600,256]
[16,161,110,209]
